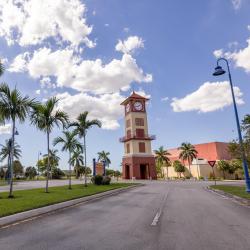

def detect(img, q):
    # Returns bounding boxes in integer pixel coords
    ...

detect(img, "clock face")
[126,103,130,112]
[134,101,143,111]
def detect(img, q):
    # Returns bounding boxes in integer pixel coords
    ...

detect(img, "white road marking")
[151,189,170,226]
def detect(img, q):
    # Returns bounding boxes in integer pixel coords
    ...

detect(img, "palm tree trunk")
[8,118,15,198]
[188,158,192,177]
[69,152,71,189]
[84,135,87,187]
[166,166,169,180]
[45,130,50,193]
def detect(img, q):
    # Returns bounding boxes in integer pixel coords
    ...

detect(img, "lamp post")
[213,58,250,192]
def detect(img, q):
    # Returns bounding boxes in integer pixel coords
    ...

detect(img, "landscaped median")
[210,185,250,205]
[0,183,136,218]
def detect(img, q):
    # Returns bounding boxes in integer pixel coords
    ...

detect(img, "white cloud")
[0,0,94,48]
[0,124,11,135]
[123,27,130,33]
[8,52,30,72]
[247,25,250,31]
[116,36,144,54]
[35,89,41,95]
[132,89,151,99]
[213,49,224,58]
[10,47,152,94]
[57,92,125,130]
[161,96,169,102]
[231,0,243,9]
[228,38,250,72]
[171,81,244,113]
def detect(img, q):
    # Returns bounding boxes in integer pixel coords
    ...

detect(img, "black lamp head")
[213,65,226,76]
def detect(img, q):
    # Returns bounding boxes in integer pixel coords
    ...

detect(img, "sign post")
[208,161,216,185]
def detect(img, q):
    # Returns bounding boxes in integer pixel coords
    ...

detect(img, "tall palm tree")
[43,149,60,168]
[69,112,101,186]
[0,83,35,197]
[70,148,84,178]
[30,97,68,193]
[178,142,198,177]
[0,60,4,77]
[154,146,171,179]
[97,150,111,167]
[0,139,21,181]
[242,114,250,140]
[53,130,82,189]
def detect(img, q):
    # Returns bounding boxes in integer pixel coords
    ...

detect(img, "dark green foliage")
[91,175,103,185]
[102,176,111,185]
[51,168,65,179]
[25,166,37,179]
[173,160,185,177]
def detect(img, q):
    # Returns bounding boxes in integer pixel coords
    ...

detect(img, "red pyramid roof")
[120,91,149,105]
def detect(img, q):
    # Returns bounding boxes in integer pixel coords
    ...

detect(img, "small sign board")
[208,161,216,168]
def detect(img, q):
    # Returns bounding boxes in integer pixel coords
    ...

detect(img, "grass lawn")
[211,185,250,200]
[0,183,134,218]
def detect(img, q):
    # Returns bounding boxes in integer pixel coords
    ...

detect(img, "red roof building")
[168,142,231,165]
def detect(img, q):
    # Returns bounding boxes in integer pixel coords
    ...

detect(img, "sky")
[0,0,250,170]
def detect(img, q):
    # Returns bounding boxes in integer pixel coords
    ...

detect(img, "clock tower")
[120,92,157,179]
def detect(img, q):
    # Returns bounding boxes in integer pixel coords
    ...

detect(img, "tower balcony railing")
[119,134,156,142]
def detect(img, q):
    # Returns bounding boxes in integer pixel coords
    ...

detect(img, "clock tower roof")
[120,91,149,105]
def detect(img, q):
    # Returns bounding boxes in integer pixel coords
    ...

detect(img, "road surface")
[0,181,249,250]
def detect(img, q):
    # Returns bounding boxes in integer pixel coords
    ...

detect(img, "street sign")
[208,161,216,168]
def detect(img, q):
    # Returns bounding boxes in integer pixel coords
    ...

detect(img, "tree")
[51,167,65,179]
[114,170,122,181]
[173,160,185,178]
[69,112,101,186]
[30,97,68,193]
[43,149,60,169]
[70,148,84,178]
[217,160,230,179]
[53,130,82,189]
[97,150,111,167]
[242,114,250,140]
[0,83,35,197]
[25,166,37,179]
[154,146,171,179]
[178,142,198,177]
[13,160,24,178]
[0,59,4,77]
[229,159,242,179]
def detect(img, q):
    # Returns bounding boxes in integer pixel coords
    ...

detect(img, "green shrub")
[102,176,111,185]
[91,175,103,185]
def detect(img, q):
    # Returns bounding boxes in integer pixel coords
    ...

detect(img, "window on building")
[136,129,145,138]
[139,142,146,153]
[127,129,131,138]
[135,118,144,126]
[126,119,131,128]
[126,143,130,153]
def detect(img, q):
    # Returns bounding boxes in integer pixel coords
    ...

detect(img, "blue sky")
[0,0,250,170]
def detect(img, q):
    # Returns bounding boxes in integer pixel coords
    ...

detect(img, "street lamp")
[213,58,250,193]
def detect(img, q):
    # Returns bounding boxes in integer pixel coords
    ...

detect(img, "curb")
[0,184,142,228]
[206,186,250,207]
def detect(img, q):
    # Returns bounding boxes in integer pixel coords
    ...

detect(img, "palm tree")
[43,149,60,168]
[69,112,101,186]
[154,146,171,179]
[30,97,68,193]
[0,59,4,77]
[242,114,250,140]
[0,83,35,197]
[0,139,21,181]
[97,150,111,167]
[53,130,82,189]
[70,148,84,178]
[178,142,198,177]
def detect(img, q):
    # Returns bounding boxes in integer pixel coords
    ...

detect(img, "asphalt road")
[0,181,249,250]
